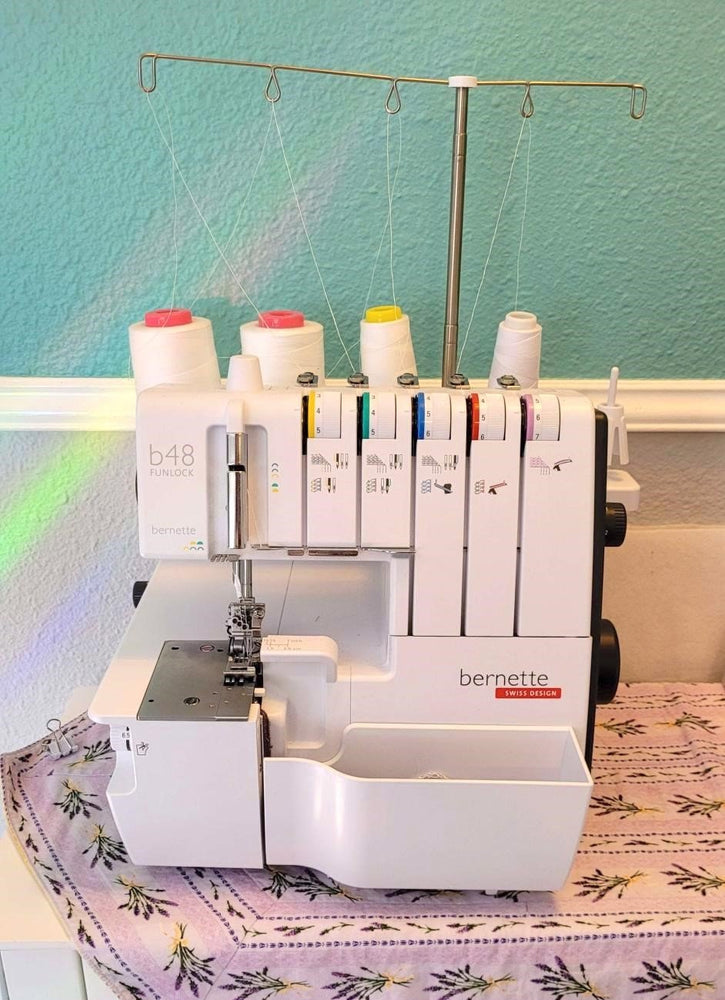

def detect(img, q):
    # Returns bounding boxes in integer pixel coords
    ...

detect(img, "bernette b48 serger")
[89,62,641,892]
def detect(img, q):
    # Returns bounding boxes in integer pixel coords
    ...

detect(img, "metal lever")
[227,432,248,550]
[442,82,471,388]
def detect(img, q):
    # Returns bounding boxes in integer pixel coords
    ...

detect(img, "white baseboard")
[0,377,723,432]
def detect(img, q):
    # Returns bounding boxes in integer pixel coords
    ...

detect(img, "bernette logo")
[460,669,562,700]
[183,540,205,552]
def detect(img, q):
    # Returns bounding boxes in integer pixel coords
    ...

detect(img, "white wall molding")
[540,379,725,433]
[0,379,137,431]
[0,377,724,432]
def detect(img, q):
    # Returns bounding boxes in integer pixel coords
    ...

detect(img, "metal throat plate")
[138,640,254,721]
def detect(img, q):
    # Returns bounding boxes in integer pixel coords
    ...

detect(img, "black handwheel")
[597,619,621,704]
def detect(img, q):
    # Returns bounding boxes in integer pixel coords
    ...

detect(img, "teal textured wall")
[2,0,723,379]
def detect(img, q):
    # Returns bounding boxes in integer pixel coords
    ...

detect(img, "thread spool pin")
[599,366,629,466]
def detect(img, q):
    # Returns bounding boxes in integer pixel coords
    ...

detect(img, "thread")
[276,561,295,634]
[360,305,417,386]
[326,349,352,379]
[241,310,325,388]
[364,111,403,318]
[163,101,180,312]
[271,103,354,374]
[129,309,221,394]
[386,112,399,307]
[487,310,542,389]
[515,118,532,311]
[458,116,528,369]
[190,114,274,311]
[146,92,261,317]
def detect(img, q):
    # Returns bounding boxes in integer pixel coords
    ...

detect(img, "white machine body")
[90,377,614,891]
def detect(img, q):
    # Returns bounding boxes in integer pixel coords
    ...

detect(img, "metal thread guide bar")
[137,51,647,387]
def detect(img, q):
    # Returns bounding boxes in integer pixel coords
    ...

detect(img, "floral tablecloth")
[3,683,725,1000]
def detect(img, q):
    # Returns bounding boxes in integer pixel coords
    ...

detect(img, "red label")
[495,687,562,699]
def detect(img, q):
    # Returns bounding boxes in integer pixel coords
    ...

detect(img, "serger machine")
[90,62,641,890]
[89,314,625,891]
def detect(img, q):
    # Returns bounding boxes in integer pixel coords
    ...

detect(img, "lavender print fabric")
[2,683,725,999]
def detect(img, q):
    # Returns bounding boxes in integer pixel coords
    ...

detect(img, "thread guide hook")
[139,53,158,94]
[265,67,281,103]
[520,83,534,118]
[385,79,401,115]
[630,84,647,120]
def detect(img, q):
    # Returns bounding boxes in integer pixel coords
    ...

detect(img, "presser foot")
[225,595,265,688]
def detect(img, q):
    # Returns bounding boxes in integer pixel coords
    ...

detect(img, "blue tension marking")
[416,391,426,440]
